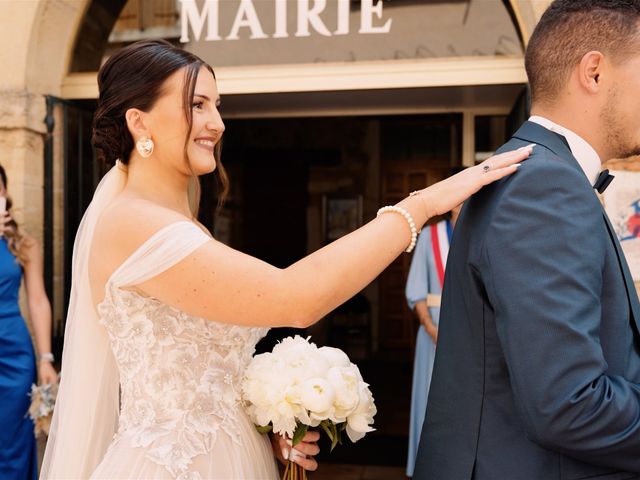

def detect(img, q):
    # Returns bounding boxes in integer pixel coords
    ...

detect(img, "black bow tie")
[594,169,614,194]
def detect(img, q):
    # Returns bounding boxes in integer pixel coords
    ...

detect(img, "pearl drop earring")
[136,136,154,158]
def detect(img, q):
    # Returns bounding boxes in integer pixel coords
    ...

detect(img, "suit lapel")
[512,121,640,335]
[602,212,640,335]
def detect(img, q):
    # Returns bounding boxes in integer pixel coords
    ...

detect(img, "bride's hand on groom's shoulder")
[271,430,321,471]
[421,146,533,218]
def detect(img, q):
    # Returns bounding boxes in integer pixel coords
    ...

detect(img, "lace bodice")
[95,222,269,478]
[98,284,269,477]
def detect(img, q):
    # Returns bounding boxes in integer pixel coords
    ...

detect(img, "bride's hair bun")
[92,113,131,165]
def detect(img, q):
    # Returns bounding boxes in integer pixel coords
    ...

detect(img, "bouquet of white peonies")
[242,335,376,479]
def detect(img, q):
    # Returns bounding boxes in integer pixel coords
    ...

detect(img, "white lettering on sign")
[335,0,350,36]
[274,0,288,38]
[296,0,331,38]
[227,0,268,40]
[180,0,221,42]
[179,0,392,43]
[360,0,392,34]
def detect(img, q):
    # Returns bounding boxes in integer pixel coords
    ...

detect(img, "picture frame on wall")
[322,195,363,243]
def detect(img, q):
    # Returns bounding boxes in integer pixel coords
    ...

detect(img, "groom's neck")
[530,103,607,164]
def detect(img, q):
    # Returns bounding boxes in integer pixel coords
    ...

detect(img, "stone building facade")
[3,1,639,349]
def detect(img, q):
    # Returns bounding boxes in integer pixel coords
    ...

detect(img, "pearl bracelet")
[376,205,418,253]
[38,352,54,363]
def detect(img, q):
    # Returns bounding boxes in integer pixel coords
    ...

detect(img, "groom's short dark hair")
[525,0,640,104]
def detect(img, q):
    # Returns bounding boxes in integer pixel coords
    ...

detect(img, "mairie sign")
[179,0,393,42]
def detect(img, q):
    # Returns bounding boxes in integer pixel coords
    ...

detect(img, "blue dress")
[0,239,37,479]
[405,221,451,477]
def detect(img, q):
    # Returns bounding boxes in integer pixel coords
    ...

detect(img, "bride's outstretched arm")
[114,148,530,328]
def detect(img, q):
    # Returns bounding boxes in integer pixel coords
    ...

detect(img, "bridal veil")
[40,163,126,478]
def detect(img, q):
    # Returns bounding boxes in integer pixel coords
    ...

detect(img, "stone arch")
[505,0,552,47]
[67,0,128,73]
[23,0,131,93]
[24,1,90,95]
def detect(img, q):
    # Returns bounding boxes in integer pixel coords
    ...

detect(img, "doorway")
[214,113,463,468]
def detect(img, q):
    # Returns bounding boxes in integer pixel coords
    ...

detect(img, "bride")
[40,39,530,479]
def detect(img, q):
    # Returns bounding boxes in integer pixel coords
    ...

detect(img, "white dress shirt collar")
[528,115,601,185]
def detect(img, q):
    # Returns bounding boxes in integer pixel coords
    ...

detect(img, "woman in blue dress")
[405,204,461,477]
[0,165,57,479]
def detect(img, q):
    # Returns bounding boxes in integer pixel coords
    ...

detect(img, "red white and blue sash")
[430,220,453,289]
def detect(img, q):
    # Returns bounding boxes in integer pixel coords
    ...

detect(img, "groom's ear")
[577,51,605,94]
[125,108,150,141]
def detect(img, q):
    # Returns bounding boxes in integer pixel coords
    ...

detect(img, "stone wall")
[0,0,89,329]
[0,91,46,240]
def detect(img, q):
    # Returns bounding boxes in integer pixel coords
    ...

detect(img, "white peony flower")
[243,354,306,438]
[244,356,291,409]
[327,365,361,422]
[271,336,331,382]
[318,346,351,368]
[299,377,336,414]
[272,335,316,355]
[346,383,377,442]
[287,353,330,384]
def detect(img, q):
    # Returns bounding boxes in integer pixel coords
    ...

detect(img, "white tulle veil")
[40,162,127,479]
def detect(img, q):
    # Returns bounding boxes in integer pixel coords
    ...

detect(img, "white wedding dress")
[91,221,279,479]
[40,165,279,479]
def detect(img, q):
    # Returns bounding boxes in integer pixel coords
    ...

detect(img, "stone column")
[0,1,48,240]
[0,92,46,239]
[0,0,88,331]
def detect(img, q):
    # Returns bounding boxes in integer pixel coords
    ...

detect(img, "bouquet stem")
[282,460,307,480]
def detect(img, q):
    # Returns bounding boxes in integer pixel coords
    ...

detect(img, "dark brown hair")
[92,39,229,211]
[0,165,31,265]
[525,0,640,104]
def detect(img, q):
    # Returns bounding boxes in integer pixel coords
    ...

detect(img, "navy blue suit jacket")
[414,122,640,480]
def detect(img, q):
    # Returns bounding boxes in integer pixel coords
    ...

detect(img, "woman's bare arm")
[93,149,529,328]
[22,236,58,384]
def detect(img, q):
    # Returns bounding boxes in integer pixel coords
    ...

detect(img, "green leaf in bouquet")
[329,422,339,452]
[255,424,273,434]
[334,432,345,451]
[337,422,346,445]
[292,422,309,447]
[319,420,334,444]
[317,420,350,452]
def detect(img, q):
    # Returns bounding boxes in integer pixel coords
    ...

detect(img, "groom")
[414,1,640,479]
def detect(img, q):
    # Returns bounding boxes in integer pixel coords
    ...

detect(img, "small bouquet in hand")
[242,336,376,480]
[28,383,58,436]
